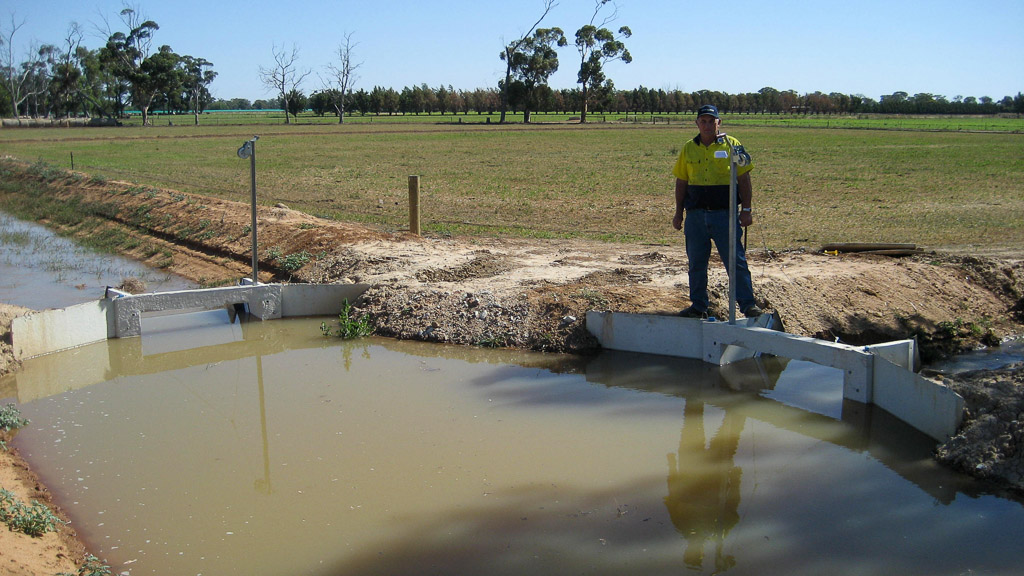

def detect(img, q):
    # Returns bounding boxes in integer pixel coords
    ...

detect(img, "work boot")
[742,304,763,318]
[678,306,707,319]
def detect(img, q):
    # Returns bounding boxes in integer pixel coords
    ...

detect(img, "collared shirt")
[672,134,754,186]
[673,134,754,210]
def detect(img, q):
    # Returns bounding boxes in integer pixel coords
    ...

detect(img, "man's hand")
[739,211,753,228]
[672,212,683,230]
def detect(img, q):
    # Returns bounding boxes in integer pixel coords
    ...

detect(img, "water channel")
[0,212,195,309]
[2,213,1024,575]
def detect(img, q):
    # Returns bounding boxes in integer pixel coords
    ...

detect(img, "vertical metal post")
[728,149,738,325]
[250,139,258,284]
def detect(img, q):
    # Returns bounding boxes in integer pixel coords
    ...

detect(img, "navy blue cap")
[697,104,719,118]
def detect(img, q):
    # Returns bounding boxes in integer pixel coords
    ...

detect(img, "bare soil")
[1,307,85,575]
[1,175,1023,574]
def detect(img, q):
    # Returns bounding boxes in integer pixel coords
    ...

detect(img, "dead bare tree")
[1,14,48,122]
[259,43,310,124]
[324,31,361,124]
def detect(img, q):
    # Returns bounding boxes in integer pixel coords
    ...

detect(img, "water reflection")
[2,317,1023,576]
[667,398,743,572]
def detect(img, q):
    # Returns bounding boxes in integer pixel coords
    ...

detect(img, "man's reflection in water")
[665,399,745,572]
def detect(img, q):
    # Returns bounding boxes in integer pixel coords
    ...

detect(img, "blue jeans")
[684,209,756,312]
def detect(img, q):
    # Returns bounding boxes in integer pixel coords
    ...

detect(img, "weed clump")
[118,277,148,294]
[0,403,28,431]
[320,299,374,340]
[58,554,112,576]
[0,488,63,537]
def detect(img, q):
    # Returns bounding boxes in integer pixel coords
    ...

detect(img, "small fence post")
[408,175,421,235]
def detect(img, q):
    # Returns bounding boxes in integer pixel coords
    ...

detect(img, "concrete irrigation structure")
[586,311,964,442]
[10,282,964,443]
[11,282,370,360]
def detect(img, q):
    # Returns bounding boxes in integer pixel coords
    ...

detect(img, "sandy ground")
[1,176,1023,574]
[1,302,85,575]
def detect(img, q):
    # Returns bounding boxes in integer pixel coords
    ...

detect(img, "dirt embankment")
[936,364,1024,490]
[1,172,1024,573]
[1,304,85,575]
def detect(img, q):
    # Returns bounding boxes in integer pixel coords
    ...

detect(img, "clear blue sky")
[9,0,1024,103]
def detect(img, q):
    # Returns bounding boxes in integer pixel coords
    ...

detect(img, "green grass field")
[1,120,1021,253]
[121,110,1024,133]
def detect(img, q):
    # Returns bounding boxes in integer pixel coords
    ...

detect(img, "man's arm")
[673,178,688,230]
[738,171,753,227]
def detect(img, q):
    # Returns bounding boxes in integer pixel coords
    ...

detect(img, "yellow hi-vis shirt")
[672,134,754,186]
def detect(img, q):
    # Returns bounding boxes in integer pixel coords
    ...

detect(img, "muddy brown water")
[2,214,1024,575]
[1,314,1022,576]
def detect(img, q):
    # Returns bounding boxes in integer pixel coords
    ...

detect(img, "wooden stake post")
[408,175,421,235]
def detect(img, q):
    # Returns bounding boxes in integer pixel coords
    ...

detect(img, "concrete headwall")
[12,300,111,361]
[585,311,964,441]
[12,283,370,360]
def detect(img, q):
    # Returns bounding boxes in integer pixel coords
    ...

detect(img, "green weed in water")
[320,299,373,339]
[0,228,31,246]
[476,331,515,348]
[58,554,112,576]
[0,403,28,431]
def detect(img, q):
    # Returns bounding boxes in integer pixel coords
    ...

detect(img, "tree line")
[1,8,215,126]
[206,85,1024,118]
[0,0,634,125]
[2,2,1021,126]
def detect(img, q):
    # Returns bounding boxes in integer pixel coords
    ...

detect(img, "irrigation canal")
[2,212,1024,575]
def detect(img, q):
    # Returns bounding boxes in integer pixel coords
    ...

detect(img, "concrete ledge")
[585,311,964,441]
[586,311,704,359]
[112,284,284,337]
[13,283,373,358]
[109,283,371,338]
[584,311,779,361]
[703,323,874,403]
[12,300,111,360]
[866,340,919,372]
[872,356,964,441]
[281,283,370,317]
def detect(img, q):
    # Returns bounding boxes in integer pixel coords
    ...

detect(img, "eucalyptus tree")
[44,23,85,118]
[77,46,120,118]
[99,7,166,124]
[574,0,631,123]
[498,0,558,123]
[259,43,310,124]
[502,27,566,123]
[137,45,183,119]
[180,55,216,124]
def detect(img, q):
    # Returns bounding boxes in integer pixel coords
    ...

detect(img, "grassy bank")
[1,122,1021,253]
